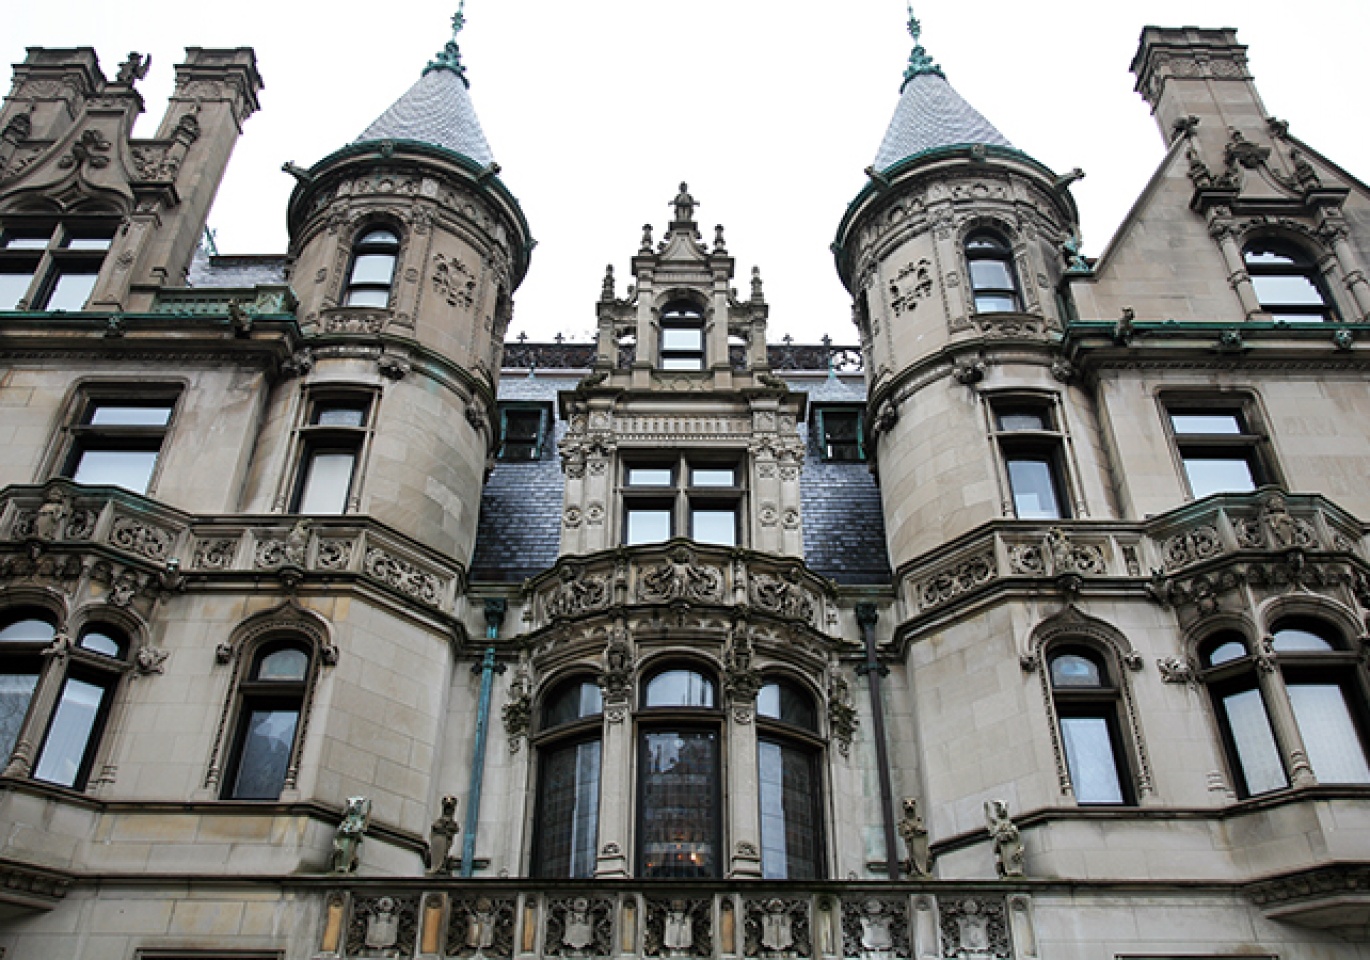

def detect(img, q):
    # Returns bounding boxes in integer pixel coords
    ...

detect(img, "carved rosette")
[1162,525,1222,570]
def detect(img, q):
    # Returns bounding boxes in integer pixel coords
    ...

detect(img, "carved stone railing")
[898,490,1367,621]
[152,284,297,318]
[311,882,1036,960]
[0,483,464,615]
[523,542,837,636]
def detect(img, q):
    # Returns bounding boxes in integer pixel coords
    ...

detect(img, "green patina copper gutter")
[460,599,506,877]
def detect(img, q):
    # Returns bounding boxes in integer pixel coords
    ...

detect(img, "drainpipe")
[460,599,506,877]
[855,601,900,881]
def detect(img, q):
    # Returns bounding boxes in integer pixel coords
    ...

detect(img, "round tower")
[254,9,533,561]
[832,12,1100,569]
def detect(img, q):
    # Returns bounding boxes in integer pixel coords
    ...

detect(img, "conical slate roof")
[872,12,1012,172]
[355,9,494,167]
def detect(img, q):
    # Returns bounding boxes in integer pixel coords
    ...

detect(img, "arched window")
[1047,647,1133,804]
[0,611,55,765]
[965,232,1021,313]
[659,301,705,370]
[1200,631,1287,797]
[756,678,824,878]
[638,665,720,878]
[1271,619,1370,784]
[32,623,128,788]
[223,640,311,800]
[1243,240,1333,322]
[533,677,603,878]
[344,228,400,307]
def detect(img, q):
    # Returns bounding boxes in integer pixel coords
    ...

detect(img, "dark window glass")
[224,642,309,800]
[535,739,601,878]
[644,669,715,708]
[499,408,546,461]
[638,729,719,878]
[544,680,603,728]
[758,738,822,879]
[817,409,863,462]
[757,680,817,730]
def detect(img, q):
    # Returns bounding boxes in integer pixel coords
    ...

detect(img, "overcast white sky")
[7,1,1368,343]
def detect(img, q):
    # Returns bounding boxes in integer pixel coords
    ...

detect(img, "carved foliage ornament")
[917,553,995,610]
[363,548,442,606]
[748,569,815,623]
[109,516,174,561]
[841,897,910,960]
[938,897,1011,960]
[544,563,611,620]
[637,546,724,604]
[1162,524,1222,570]
[433,252,477,309]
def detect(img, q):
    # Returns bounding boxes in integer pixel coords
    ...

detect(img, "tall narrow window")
[533,678,603,878]
[660,301,705,370]
[992,401,1068,519]
[62,397,177,494]
[756,679,824,878]
[966,232,1021,313]
[1165,399,1273,499]
[32,625,128,789]
[1272,620,1370,785]
[293,396,373,514]
[344,228,400,307]
[1244,240,1333,322]
[1201,631,1287,797]
[223,642,311,800]
[0,613,54,765]
[638,667,721,879]
[1048,648,1132,804]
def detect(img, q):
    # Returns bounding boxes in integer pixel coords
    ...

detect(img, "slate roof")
[355,64,494,166]
[467,366,892,587]
[186,250,288,287]
[872,71,1013,172]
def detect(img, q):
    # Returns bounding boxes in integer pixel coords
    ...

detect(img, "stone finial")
[671,182,697,223]
[984,799,1024,878]
[331,796,371,873]
[714,224,727,253]
[751,266,764,302]
[600,264,615,301]
[640,223,654,253]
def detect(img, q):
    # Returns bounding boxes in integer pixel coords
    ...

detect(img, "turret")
[246,9,533,561]
[832,11,1098,567]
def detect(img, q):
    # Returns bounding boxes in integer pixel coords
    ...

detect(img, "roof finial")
[425,2,470,86]
[901,4,945,90]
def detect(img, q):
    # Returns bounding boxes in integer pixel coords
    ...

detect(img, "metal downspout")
[856,601,900,880]
[460,599,506,877]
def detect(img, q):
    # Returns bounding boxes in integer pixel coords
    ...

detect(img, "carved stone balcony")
[0,482,465,620]
[895,489,1368,635]
[312,882,1037,960]
[521,542,839,638]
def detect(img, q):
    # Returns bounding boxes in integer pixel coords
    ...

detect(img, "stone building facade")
[1,13,1370,960]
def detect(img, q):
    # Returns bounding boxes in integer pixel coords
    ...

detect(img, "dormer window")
[1243,240,1334,322]
[965,231,1020,313]
[660,301,705,370]
[344,228,400,307]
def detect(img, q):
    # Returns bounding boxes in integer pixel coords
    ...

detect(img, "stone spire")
[871,7,1013,172]
[355,3,494,166]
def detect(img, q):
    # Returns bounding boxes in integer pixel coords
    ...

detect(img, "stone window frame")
[982,389,1081,520]
[964,229,1023,314]
[342,223,402,309]
[754,673,827,879]
[1044,644,1136,805]
[1025,610,1153,803]
[0,591,145,793]
[1157,390,1283,501]
[1194,599,1370,797]
[45,379,187,497]
[205,604,335,801]
[0,217,119,312]
[656,296,708,371]
[280,384,381,516]
[1241,236,1338,322]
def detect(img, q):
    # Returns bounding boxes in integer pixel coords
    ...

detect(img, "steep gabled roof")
[355,6,494,167]
[872,11,1012,172]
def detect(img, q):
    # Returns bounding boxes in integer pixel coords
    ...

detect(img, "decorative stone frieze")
[637,546,724,604]
[744,897,811,958]
[1161,524,1222,570]
[841,896,910,960]
[447,896,517,958]
[544,896,614,957]
[938,896,1011,960]
[915,552,996,610]
[644,897,712,958]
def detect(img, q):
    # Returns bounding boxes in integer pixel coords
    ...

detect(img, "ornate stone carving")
[446,895,516,958]
[637,546,724,604]
[324,309,387,334]
[985,799,1024,878]
[347,894,417,957]
[1157,656,1196,684]
[841,897,909,959]
[951,355,987,384]
[937,897,1011,960]
[917,553,995,609]
[749,569,814,622]
[723,626,762,716]
[544,896,613,957]
[976,313,1042,338]
[898,798,932,878]
[134,647,169,675]
[828,670,857,757]
[331,796,371,874]
[193,538,237,570]
[744,898,810,958]
[433,252,477,309]
[1009,529,1104,577]
[1162,524,1222,570]
[1234,493,1318,550]
[109,516,174,561]
[544,563,611,619]
[598,624,633,703]
[364,548,442,606]
[645,898,712,958]
[502,665,531,749]
[316,539,354,570]
[426,795,460,874]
